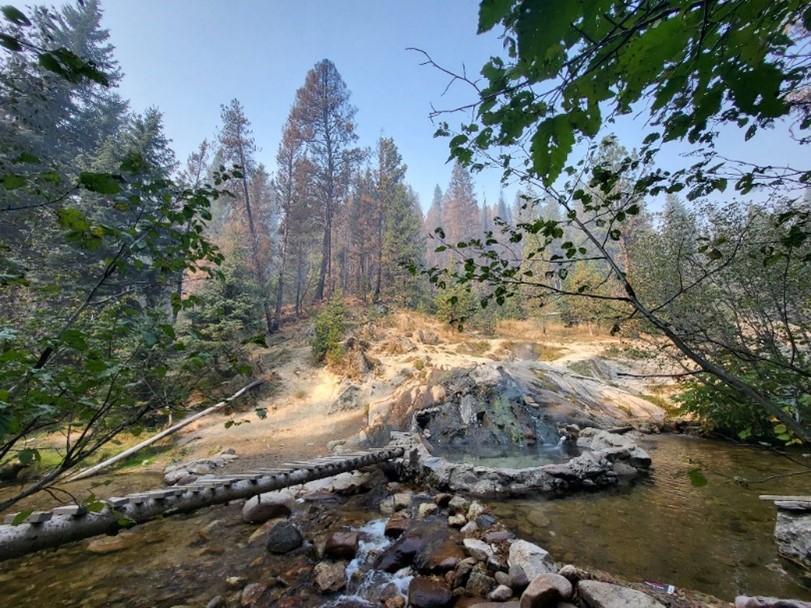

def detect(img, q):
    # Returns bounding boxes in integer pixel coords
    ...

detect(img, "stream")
[489,434,811,600]
[0,434,809,605]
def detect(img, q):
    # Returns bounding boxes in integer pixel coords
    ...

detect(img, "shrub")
[311,298,348,364]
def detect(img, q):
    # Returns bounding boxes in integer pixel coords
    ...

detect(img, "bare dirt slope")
[174,310,675,472]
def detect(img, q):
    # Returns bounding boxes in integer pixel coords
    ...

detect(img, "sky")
[11,0,808,212]
[91,0,511,211]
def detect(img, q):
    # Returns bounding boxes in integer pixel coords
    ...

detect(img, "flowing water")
[489,434,811,601]
[0,434,809,605]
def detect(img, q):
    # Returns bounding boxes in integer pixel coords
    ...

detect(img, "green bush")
[311,298,348,364]
[676,357,808,445]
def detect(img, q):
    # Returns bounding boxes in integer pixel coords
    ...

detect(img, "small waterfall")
[326,518,413,607]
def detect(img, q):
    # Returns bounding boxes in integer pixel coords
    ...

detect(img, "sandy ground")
[172,311,675,472]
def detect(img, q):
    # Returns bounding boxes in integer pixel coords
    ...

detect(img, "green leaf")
[1,6,31,26]
[11,510,33,526]
[0,33,21,51]
[56,208,89,231]
[531,115,575,185]
[2,174,25,190]
[79,172,122,194]
[687,468,708,487]
[478,0,511,33]
[18,448,40,465]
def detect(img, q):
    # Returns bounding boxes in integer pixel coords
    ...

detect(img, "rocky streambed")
[2,445,808,608]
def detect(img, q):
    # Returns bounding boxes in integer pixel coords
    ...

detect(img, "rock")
[578,580,665,608]
[380,496,397,515]
[467,501,487,521]
[241,490,294,524]
[508,565,529,592]
[226,576,247,588]
[519,573,572,608]
[430,385,447,402]
[375,534,425,572]
[408,577,453,608]
[385,512,411,538]
[735,597,811,608]
[448,514,467,528]
[385,597,406,608]
[329,384,363,414]
[557,564,588,583]
[463,538,495,562]
[495,571,511,587]
[206,596,225,608]
[313,561,347,593]
[460,521,479,536]
[775,507,811,570]
[484,530,514,544]
[466,571,496,597]
[331,471,372,495]
[325,531,358,560]
[86,531,137,554]
[419,502,439,518]
[489,584,514,601]
[393,492,413,510]
[240,583,267,607]
[468,604,520,608]
[448,495,470,515]
[476,514,498,529]
[508,540,555,581]
[265,520,303,554]
[435,493,453,507]
[164,453,237,485]
[416,537,466,573]
[418,329,441,345]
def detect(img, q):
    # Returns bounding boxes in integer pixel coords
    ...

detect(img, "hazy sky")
[13,0,807,211]
[90,0,510,210]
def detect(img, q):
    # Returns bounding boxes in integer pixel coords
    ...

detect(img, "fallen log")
[68,379,265,482]
[0,447,403,561]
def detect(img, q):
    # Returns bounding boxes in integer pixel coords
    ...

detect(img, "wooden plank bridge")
[0,446,404,561]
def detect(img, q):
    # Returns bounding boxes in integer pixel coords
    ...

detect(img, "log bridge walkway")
[0,446,404,561]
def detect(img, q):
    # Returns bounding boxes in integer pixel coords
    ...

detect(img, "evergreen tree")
[442,162,481,251]
[290,59,358,301]
[218,99,274,335]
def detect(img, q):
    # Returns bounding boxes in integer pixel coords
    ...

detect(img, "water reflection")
[489,434,811,600]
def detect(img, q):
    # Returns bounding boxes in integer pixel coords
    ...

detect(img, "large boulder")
[508,540,556,581]
[265,520,303,554]
[577,580,664,608]
[408,577,453,608]
[519,573,572,608]
[241,490,294,523]
[774,501,811,570]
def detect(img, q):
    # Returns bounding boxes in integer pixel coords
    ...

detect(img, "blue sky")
[13,0,807,212]
[93,0,510,211]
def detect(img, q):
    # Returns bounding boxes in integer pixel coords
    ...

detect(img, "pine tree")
[0,0,127,163]
[290,59,358,301]
[373,137,407,300]
[442,162,481,251]
[382,185,426,306]
[424,185,444,267]
[218,99,274,335]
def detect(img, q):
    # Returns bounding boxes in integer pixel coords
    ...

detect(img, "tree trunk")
[237,145,274,335]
